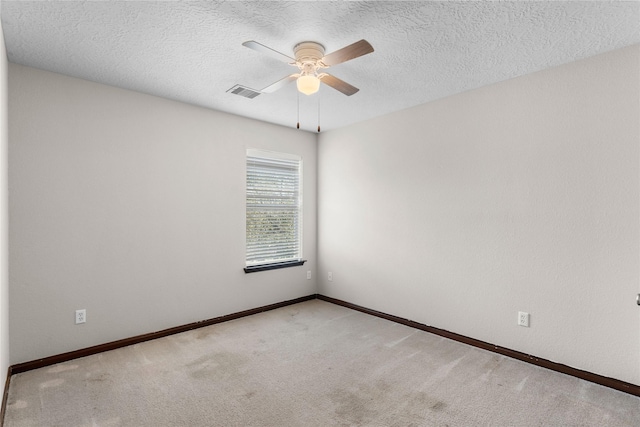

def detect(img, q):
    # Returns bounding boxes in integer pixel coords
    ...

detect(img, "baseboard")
[316,294,640,397]
[5,292,639,401]
[10,294,316,375]
[0,367,11,427]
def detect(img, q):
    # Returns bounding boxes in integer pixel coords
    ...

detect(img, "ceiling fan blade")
[320,39,374,67]
[319,74,359,96]
[242,40,295,63]
[261,74,298,93]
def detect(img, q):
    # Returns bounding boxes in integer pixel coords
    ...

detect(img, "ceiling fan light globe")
[297,75,320,95]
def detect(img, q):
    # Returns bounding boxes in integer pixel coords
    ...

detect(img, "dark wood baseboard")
[0,367,10,427]
[316,294,640,397]
[10,294,316,375]
[5,292,639,406]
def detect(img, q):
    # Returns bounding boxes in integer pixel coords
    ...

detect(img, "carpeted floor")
[4,299,640,426]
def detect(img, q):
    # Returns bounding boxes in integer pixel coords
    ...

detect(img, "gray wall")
[318,45,640,385]
[8,64,317,364]
[1,11,10,386]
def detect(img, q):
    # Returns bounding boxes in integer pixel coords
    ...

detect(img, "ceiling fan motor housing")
[294,41,325,68]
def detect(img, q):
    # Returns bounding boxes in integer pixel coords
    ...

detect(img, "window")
[245,149,305,273]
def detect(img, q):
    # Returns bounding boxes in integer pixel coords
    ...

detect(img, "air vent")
[227,85,261,99]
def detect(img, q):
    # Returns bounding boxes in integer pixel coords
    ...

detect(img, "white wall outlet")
[75,309,86,324]
[328,272,333,281]
[518,311,529,327]
[307,270,312,280]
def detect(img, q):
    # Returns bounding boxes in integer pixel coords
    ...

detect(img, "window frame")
[244,149,305,273]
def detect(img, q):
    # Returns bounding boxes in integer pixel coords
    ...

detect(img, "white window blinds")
[246,150,302,267]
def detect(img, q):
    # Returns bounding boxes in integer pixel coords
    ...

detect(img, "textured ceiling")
[2,1,639,133]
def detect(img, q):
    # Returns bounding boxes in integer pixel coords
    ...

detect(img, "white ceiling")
[2,1,639,133]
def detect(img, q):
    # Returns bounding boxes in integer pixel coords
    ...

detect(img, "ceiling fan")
[242,39,374,96]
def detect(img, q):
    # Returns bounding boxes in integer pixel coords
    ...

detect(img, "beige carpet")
[4,299,639,426]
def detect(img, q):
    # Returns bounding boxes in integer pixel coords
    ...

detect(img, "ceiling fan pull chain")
[296,91,300,129]
[317,92,321,133]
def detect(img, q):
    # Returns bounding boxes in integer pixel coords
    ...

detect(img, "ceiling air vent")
[227,84,261,99]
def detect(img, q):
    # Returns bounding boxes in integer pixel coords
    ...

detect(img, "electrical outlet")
[518,311,529,327]
[307,270,312,280]
[328,272,333,281]
[75,309,86,324]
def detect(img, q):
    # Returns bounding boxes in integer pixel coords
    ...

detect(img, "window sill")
[244,260,307,274]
